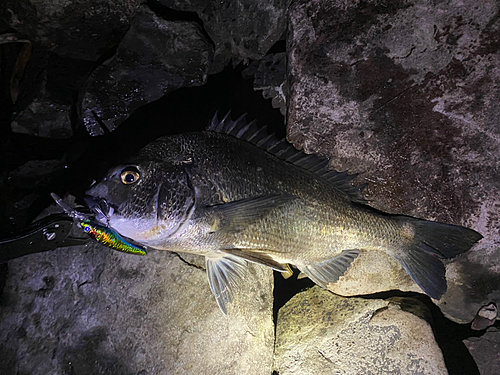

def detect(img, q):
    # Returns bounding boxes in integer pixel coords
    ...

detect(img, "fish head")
[85,159,195,243]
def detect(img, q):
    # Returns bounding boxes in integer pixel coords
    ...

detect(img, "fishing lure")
[51,193,146,256]
[79,220,147,256]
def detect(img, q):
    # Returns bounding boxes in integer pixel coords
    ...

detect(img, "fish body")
[85,114,482,313]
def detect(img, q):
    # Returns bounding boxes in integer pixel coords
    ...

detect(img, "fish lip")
[84,195,115,222]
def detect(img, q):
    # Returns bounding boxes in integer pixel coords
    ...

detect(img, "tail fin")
[391,217,482,300]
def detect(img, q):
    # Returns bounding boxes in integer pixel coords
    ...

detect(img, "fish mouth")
[84,195,115,223]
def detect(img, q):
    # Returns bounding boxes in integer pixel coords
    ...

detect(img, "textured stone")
[0,224,274,374]
[0,0,143,61]
[11,92,73,138]
[287,0,500,323]
[273,286,448,375]
[254,53,287,115]
[3,40,93,139]
[159,0,287,72]
[80,5,213,135]
[464,328,500,375]
[471,303,497,331]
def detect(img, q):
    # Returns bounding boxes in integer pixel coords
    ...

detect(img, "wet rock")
[11,89,73,138]
[7,45,94,138]
[0,0,143,61]
[464,327,500,375]
[7,159,64,189]
[159,0,287,72]
[254,53,287,115]
[287,0,500,323]
[273,286,448,375]
[80,5,213,136]
[0,225,274,374]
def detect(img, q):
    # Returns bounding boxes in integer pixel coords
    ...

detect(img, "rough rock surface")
[464,328,500,375]
[273,286,448,375]
[0,224,274,374]
[11,88,73,138]
[254,53,287,115]
[287,0,500,323]
[160,0,287,73]
[80,5,214,135]
[0,0,143,61]
[4,43,93,139]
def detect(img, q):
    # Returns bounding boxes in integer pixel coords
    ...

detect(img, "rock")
[471,303,497,331]
[7,159,64,189]
[11,90,73,138]
[273,286,448,375]
[80,5,214,135]
[464,328,500,375]
[6,43,94,138]
[159,0,287,73]
[287,0,500,323]
[254,53,287,115]
[0,229,274,374]
[0,0,143,61]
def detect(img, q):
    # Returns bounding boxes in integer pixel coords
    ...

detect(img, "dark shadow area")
[147,0,206,28]
[267,40,286,55]
[273,268,314,326]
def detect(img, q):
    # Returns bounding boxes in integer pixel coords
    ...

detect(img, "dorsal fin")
[206,112,367,204]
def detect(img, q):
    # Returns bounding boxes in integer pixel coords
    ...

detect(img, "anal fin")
[206,254,247,314]
[300,249,360,289]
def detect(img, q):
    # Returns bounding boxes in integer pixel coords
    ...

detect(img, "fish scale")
[85,113,482,314]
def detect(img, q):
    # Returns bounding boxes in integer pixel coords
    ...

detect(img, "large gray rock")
[287,0,500,323]
[464,328,500,375]
[0,0,143,61]
[80,5,214,135]
[273,286,448,375]
[159,0,287,73]
[0,227,274,374]
[3,40,93,139]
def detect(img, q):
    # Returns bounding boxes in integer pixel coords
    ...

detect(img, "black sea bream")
[85,114,482,313]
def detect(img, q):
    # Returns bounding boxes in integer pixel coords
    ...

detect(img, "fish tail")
[390,216,482,300]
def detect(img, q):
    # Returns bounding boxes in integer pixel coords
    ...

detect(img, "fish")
[51,193,146,256]
[84,113,482,313]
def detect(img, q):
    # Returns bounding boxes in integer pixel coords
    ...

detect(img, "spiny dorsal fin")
[206,112,367,204]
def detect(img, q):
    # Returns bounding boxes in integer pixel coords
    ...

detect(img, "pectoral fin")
[299,249,360,289]
[207,194,296,233]
[206,254,247,314]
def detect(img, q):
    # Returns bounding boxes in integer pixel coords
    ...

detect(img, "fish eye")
[120,167,140,185]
